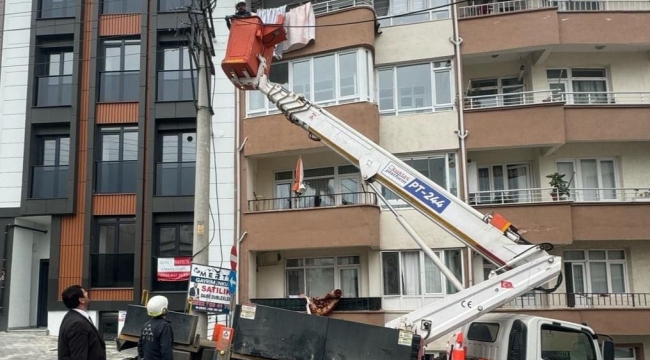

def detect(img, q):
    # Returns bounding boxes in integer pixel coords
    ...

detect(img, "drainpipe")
[0,224,48,313]
[450,1,469,203]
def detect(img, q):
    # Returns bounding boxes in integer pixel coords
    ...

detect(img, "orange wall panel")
[99,14,140,36]
[96,103,139,124]
[92,194,137,215]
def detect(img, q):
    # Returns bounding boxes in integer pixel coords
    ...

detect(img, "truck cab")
[463,313,614,360]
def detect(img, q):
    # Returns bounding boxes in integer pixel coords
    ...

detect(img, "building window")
[159,0,193,12]
[615,347,636,360]
[102,0,142,14]
[547,68,609,104]
[378,61,453,115]
[473,163,531,204]
[556,158,617,201]
[376,0,450,27]
[467,77,525,108]
[382,249,463,296]
[153,223,193,291]
[91,217,136,288]
[564,250,627,294]
[273,165,361,210]
[157,45,196,102]
[156,131,196,196]
[100,39,140,102]
[40,0,76,19]
[31,136,70,199]
[381,153,458,208]
[96,126,138,193]
[37,50,73,107]
[286,256,361,298]
[247,48,372,116]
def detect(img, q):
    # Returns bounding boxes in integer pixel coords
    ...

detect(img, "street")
[0,332,138,359]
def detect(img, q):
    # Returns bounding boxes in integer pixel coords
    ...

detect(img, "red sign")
[157,257,191,281]
[230,245,238,271]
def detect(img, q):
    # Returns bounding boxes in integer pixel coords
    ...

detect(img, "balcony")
[95,161,137,194]
[36,75,72,107]
[243,192,380,250]
[499,292,650,335]
[155,162,195,196]
[470,187,650,205]
[312,0,373,15]
[458,0,650,55]
[91,253,135,288]
[157,70,196,102]
[99,71,139,102]
[40,0,76,18]
[31,165,69,199]
[463,90,650,148]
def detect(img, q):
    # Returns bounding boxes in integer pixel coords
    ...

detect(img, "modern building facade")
[0,0,236,338]
[234,0,650,358]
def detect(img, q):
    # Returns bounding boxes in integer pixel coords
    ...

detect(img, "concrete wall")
[0,0,31,208]
[375,19,454,65]
[379,111,459,153]
[48,310,98,336]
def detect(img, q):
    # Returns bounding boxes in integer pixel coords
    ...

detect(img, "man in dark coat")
[137,295,174,360]
[58,285,106,360]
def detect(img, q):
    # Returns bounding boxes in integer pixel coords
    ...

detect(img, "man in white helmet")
[137,296,174,360]
[226,0,253,29]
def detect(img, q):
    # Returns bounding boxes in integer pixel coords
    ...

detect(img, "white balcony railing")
[501,292,650,310]
[469,187,650,205]
[312,0,373,15]
[458,0,650,18]
[464,90,650,110]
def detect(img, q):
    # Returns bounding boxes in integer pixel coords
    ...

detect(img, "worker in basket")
[225,0,252,29]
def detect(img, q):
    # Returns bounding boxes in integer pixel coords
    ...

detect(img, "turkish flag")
[500,280,514,289]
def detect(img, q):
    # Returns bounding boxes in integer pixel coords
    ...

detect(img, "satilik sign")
[188,263,236,314]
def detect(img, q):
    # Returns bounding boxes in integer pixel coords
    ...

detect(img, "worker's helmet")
[236,0,246,8]
[146,295,169,317]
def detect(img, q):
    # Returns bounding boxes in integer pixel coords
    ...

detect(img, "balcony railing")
[470,187,650,205]
[36,75,72,107]
[157,70,197,102]
[248,191,378,212]
[464,90,650,110]
[159,0,194,12]
[459,0,650,18]
[40,0,76,18]
[31,165,69,199]
[99,71,139,102]
[155,162,195,196]
[501,292,650,309]
[312,0,373,15]
[95,160,137,194]
[251,297,382,312]
[90,253,135,288]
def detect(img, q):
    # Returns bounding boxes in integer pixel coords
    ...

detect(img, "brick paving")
[0,331,138,359]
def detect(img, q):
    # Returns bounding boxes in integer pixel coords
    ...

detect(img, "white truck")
[219,16,615,360]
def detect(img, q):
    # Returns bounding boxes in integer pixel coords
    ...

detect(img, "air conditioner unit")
[257,251,281,266]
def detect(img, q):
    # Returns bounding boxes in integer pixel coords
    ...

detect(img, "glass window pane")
[158,227,176,256]
[382,252,400,295]
[588,250,606,260]
[161,134,178,163]
[340,268,359,297]
[42,140,57,166]
[305,257,335,266]
[396,64,432,111]
[179,225,193,255]
[564,251,585,261]
[163,48,179,70]
[610,263,625,293]
[181,132,196,162]
[608,250,625,260]
[600,160,616,199]
[401,252,420,295]
[118,223,135,253]
[313,55,335,102]
[424,254,442,294]
[339,53,357,98]
[286,259,303,267]
[572,264,585,293]
[98,225,116,253]
[59,137,70,165]
[48,54,61,76]
[445,249,463,294]
[63,52,74,75]
[306,268,334,297]
[378,69,394,111]
[589,262,608,293]
[292,61,311,100]
[105,47,121,71]
[122,131,138,161]
[337,256,360,265]
[124,44,140,71]
[269,63,288,86]
[286,269,304,296]
[434,70,452,105]
[102,134,121,161]
[428,157,447,188]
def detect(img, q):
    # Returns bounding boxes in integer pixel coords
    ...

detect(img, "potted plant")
[546,172,570,201]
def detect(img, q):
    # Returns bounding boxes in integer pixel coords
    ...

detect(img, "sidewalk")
[0,332,138,359]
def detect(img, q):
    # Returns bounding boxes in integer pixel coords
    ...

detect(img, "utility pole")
[188,0,216,338]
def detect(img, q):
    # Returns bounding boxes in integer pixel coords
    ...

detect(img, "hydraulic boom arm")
[226,55,561,345]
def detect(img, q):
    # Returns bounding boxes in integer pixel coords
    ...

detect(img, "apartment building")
[235,0,650,358]
[0,0,236,337]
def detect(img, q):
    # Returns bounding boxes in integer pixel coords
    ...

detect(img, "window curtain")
[401,252,421,295]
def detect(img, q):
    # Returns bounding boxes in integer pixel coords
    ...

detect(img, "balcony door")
[556,159,617,201]
[477,164,531,204]
[32,136,70,198]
